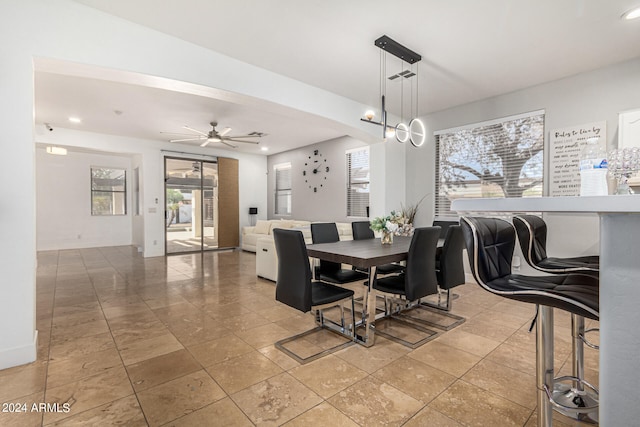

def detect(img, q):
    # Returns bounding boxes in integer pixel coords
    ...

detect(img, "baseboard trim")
[0,330,37,370]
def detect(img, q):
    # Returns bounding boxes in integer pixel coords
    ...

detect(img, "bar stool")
[513,214,599,423]
[460,216,599,427]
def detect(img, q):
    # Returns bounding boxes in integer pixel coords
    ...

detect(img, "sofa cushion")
[271,219,295,232]
[254,220,272,234]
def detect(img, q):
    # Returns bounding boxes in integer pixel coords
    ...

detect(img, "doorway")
[165,157,218,254]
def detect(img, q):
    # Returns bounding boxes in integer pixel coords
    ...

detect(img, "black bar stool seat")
[461,216,599,427]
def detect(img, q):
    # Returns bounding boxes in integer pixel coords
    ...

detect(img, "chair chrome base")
[275,326,355,365]
[374,316,439,349]
[275,299,356,364]
[415,289,465,330]
[549,377,599,424]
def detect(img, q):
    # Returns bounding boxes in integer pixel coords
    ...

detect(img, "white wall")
[408,57,640,271]
[36,147,133,250]
[266,136,369,222]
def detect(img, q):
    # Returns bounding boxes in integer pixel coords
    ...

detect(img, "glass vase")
[381,230,394,245]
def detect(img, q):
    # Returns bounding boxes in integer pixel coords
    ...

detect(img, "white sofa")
[242,219,354,281]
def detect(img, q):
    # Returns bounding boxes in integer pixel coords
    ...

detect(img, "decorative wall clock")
[302,149,330,192]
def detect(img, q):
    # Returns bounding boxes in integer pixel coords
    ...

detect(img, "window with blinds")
[435,110,545,219]
[274,162,292,215]
[346,147,370,217]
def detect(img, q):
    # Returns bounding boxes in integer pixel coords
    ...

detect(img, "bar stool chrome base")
[549,376,599,424]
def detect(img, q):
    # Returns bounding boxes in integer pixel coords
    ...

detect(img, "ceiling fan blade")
[182,125,208,137]
[219,127,232,137]
[160,131,197,136]
[226,134,261,139]
[220,140,238,148]
[170,137,205,143]
[226,138,260,145]
[200,139,211,147]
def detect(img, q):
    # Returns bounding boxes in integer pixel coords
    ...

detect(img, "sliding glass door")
[165,157,218,254]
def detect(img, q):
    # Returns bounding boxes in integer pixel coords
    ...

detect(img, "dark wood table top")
[306,236,414,270]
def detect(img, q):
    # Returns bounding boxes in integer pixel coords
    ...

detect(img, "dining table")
[451,194,640,427]
[306,235,443,347]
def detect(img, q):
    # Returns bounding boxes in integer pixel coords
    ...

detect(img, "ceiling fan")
[163,121,264,148]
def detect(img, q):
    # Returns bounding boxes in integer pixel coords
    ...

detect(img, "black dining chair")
[351,221,404,275]
[371,226,441,347]
[513,214,599,422]
[417,224,466,330]
[310,223,368,284]
[461,216,599,425]
[273,228,356,364]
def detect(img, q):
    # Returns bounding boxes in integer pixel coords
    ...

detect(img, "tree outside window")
[435,111,544,218]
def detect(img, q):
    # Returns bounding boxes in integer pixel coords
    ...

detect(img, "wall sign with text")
[549,121,607,197]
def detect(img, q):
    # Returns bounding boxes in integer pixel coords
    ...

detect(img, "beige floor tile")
[46,395,146,427]
[116,331,184,366]
[505,327,573,360]
[274,313,319,334]
[404,406,463,427]
[48,332,116,361]
[143,294,190,310]
[218,311,272,332]
[434,328,502,357]
[46,347,123,389]
[283,402,359,426]
[164,397,253,427]
[328,376,424,427]
[258,345,301,370]
[43,366,133,424]
[27,247,601,427]
[50,318,110,343]
[201,302,253,321]
[462,359,537,409]
[289,354,368,399]
[457,316,520,342]
[430,380,531,427]
[51,309,105,329]
[372,356,456,404]
[0,391,44,427]
[334,336,410,374]
[408,341,481,378]
[111,320,171,348]
[188,334,254,367]
[126,348,202,392]
[0,361,48,402]
[106,309,159,330]
[486,343,565,377]
[206,351,283,394]
[236,323,294,349]
[473,308,535,328]
[137,369,225,426]
[255,305,301,322]
[231,372,323,426]
[448,300,486,318]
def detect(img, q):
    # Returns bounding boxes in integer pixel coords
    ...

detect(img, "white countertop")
[451,194,640,213]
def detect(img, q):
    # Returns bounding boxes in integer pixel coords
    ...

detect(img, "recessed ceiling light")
[68,117,82,123]
[261,147,268,151]
[622,6,640,20]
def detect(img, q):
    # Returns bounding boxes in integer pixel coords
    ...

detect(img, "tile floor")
[0,246,599,426]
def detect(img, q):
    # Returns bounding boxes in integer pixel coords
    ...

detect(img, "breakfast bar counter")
[452,195,640,426]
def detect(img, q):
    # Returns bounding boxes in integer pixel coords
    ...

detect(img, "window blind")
[346,147,370,217]
[435,110,545,219]
[274,163,292,215]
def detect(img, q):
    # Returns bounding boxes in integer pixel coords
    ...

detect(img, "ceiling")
[36,0,640,155]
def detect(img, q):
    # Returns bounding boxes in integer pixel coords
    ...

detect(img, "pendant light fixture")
[361,35,426,147]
